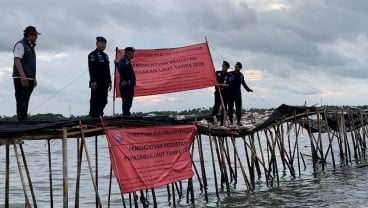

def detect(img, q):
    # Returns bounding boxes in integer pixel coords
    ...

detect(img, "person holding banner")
[228,62,253,126]
[88,36,112,118]
[211,60,230,126]
[118,47,136,116]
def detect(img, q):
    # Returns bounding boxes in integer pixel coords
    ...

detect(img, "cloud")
[1,0,368,117]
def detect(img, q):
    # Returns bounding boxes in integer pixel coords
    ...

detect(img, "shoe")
[237,122,242,126]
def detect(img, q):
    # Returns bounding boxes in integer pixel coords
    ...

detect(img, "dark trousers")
[14,78,35,121]
[120,85,134,116]
[211,92,228,125]
[228,93,242,123]
[89,83,109,118]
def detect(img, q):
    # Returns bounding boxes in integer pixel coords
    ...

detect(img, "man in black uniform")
[88,36,112,118]
[118,47,136,116]
[228,62,253,126]
[211,61,230,126]
[13,26,41,122]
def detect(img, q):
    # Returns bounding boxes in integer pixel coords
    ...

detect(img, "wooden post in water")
[62,128,68,208]
[316,108,325,171]
[256,131,269,184]
[208,133,219,197]
[80,129,102,208]
[75,137,83,208]
[13,139,31,208]
[196,134,208,201]
[219,137,230,192]
[95,135,99,208]
[323,109,336,170]
[47,139,54,208]
[19,144,38,207]
[230,136,251,191]
[5,144,10,208]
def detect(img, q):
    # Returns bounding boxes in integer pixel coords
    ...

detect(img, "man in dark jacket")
[228,62,253,126]
[12,26,40,122]
[88,36,112,118]
[118,47,136,116]
[211,61,230,126]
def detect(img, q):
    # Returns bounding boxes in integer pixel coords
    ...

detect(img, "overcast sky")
[1,0,367,117]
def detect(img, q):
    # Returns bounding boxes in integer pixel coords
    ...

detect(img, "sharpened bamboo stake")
[13,139,31,208]
[19,143,38,207]
[80,127,103,208]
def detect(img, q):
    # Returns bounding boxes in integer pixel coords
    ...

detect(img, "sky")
[0,0,368,117]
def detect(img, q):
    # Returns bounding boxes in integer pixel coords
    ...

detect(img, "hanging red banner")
[114,42,216,97]
[105,125,197,193]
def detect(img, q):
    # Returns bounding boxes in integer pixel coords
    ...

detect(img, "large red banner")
[114,42,216,97]
[105,125,197,193]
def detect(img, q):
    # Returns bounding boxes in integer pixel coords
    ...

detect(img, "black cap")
[96,36,107,42]
[235,62,243,69]
[222,61,230,68]
[124,47,135,53]
[23,26,41,36]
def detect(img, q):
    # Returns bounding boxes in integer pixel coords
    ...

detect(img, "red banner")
[114,42,216,97]
[105,125,197,193]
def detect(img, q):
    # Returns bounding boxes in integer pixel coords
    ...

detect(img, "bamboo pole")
[47,139,54,208]
[99,118,126,207]
[19,143,38,207]
[190,138,203,191]
[13,139,31,208]
[208,133,219,197]
[62,128,69,208]
[5,144,9,208]
[292,111,301,176]
[151,188,157,208]
[221,137,236,183]
[196,134,208,201]
[80,129,103,208]
[75,137,83,208]
[172,183,176,208]
[230,136,251,191]
[256,131,270,184]
[219,137,230,192]
[323,109,336,169]
[108,165,113,208]
[224,137,236,183]
[306,110,317,174]
[95,135,99,208]
[316,108,325,171]
[213,136,225,189]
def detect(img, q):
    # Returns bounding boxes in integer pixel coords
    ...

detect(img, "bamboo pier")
[0,104,367,207]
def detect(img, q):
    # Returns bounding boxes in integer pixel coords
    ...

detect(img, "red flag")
[114,42,216,97]
[105,125,197,193]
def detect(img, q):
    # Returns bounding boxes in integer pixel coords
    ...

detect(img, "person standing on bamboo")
[118,47,136,116]
[12,26,41,122]
[228,62,253,126]
[211,60,230,126]
[88,36,112,118]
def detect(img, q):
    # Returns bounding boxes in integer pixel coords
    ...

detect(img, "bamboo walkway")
[0,104,367,207]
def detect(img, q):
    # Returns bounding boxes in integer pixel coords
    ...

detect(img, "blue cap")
[124,47,135,52]
[96,36,106,42]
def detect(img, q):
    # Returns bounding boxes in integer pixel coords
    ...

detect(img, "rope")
[208,41,275,110]
[30,70,88,113]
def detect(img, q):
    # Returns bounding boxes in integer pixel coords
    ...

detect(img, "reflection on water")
[0,136,367,207]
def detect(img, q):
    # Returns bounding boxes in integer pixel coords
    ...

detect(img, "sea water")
[0,134,368,208]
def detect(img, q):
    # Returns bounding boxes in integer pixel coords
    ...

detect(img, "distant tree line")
[1,105,367,122]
